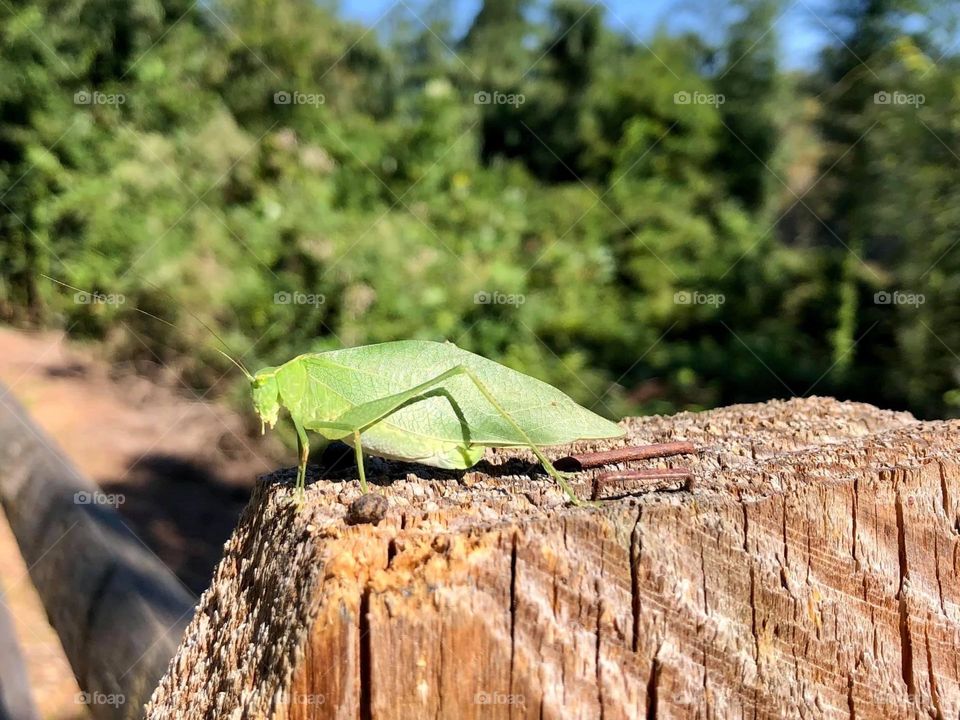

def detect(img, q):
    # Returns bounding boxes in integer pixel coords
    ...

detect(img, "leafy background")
[2,0,959,422]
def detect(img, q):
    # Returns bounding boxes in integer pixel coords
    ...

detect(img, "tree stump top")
[146,397,960,719]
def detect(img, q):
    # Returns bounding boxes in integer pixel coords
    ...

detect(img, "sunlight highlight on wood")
[145,397,960,720]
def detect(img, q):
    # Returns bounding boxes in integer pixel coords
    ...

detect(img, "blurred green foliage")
[1,0,958,420]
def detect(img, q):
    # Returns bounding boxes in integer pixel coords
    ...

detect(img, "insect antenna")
[138,277,256,381]
[212,347,255,382]
[39,273,255,381]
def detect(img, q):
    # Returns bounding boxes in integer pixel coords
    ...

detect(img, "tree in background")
[461,0,532,83]
[511,0,604,180]
[807,0,924,379]
[713,0,784,212]
[3,0,960,419]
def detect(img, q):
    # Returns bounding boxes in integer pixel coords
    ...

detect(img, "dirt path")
[0,326,282,718]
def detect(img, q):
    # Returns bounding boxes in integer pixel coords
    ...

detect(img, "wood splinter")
[591,467,694,499]
[554,441,695,471]
[552,442,697,499]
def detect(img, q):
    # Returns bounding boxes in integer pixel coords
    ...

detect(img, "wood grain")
[146,397,960,719]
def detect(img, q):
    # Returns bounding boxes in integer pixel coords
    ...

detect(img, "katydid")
[39,274,625,504]
[238,340,625,505]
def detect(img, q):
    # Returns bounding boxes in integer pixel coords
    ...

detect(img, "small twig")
[555,441,695,472]
[591,468,694,500]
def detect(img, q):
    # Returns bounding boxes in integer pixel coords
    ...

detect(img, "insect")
[39,275,624,504]
[240,340,625,505]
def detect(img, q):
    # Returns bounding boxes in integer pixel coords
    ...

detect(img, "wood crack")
[630,506,644,654]
[924,626,945,720]
[894,483,915,696]
[508,532,518,706]
[645,646,661,720]
[359,588,373,720]
[140,399,960,720]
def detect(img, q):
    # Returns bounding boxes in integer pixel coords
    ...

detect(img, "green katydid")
[233,340,625,505]
[39,274,624,504]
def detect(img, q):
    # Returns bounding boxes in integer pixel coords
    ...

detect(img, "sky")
[336,0,832,69]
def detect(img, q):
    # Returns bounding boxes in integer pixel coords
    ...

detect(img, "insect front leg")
[291,419,369,495]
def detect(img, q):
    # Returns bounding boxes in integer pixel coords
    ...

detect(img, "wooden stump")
[145,397,960,719]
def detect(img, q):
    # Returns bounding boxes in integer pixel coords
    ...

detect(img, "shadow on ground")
[100,444,360,595]
[102,455,253,596]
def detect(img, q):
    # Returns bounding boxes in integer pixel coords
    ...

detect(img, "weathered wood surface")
[0,384,196,720]
[146,397,960,719]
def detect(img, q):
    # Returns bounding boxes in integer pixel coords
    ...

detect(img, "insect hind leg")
[325,365,587,504]
[306,366,586,503]
[447,366,587,505]
[293,418,309,493]
[353,430,369,492]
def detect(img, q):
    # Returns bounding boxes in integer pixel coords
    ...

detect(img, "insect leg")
[292,417,309,504]
[353,430,369,492]
[451,366,586,505]
[296,419,373,493]
[307,367,480,493]
[283,418,346,504]
[321,366,468,440]
[322,366,587,504]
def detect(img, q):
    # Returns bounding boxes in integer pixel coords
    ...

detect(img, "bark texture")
[145,397,960,719]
